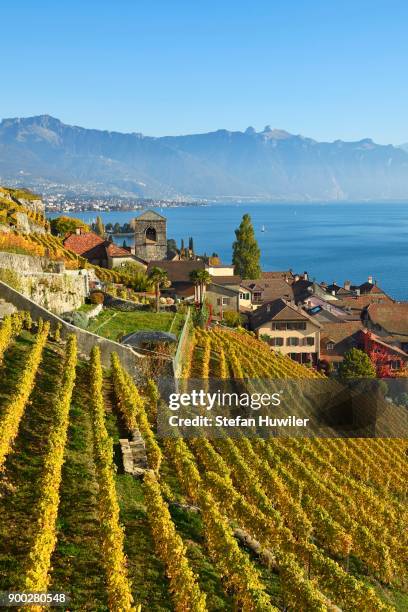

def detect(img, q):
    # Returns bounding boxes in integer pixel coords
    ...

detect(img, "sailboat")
[261,224,265,232]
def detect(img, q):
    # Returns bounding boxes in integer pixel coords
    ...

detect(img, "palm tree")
[190,269,211,305]
[148,267,169,312]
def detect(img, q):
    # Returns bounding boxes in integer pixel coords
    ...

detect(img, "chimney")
[368,275,373,284]
[356,288,360,296]
[303,271,309,281]
[294,274,300,282]
[344,280,351,290]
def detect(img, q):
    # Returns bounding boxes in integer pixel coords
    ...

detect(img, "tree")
[339,348,376,379]
[148,267,169,312]
[95,215,105,237]
[189,269,211,305]
[188,237,194,257]
[167,238,178,259]
[50,216,90,237]
[232,214,261,279]
[113,222,121,233]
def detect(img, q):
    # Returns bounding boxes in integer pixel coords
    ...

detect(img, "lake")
[52,203,408,301]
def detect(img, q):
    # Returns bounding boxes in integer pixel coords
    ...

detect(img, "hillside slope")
[0,318,406,610]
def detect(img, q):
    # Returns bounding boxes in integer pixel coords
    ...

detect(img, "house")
[205,282,240,318]
[304,296,353,324]
[241,276,294,308]
[319,320,408,375]
[319,321,365,369]
[363,302,408,354]
[63,229,144,270]
[249,298,321,365]
[207,264,235,277]
[326,276,389,298]
[146,260,206,300]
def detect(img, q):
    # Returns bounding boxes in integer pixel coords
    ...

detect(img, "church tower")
[133,210,167,261]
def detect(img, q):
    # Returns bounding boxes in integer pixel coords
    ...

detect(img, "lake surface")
[53,203,408,301]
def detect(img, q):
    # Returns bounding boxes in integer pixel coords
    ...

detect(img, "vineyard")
[0,316,406,611]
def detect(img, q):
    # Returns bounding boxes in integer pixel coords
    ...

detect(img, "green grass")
[86,308,184,343]
[77,303,98,313]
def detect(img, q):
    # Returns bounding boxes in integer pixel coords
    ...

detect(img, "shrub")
[50,216,90,237]
[222,310,243,328]
[0,268,22,292]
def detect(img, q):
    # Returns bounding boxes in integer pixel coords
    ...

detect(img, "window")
[272,321,307,331]
[253,292,262,302]
[287,321,307,330]
[389,360,401,370]
[271,337,284,347]
[286,337,299,346]
[145,226,157,242]
[240,292,250,300]
[272,321,287,330]
[217,297,230,306]
[326,342,335,351]
[304,337,315,346]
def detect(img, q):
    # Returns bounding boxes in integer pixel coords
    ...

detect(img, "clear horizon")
[2,1,408,145]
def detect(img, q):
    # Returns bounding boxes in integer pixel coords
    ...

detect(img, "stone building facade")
[134,210,167,261]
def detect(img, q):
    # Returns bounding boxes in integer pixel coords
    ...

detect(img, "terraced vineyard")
[0,316,406,611]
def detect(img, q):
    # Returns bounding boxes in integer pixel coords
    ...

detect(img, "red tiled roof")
[106,242,132,257]
[63,232,104,255]
[367,302,408,336]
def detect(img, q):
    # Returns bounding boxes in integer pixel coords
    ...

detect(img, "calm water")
[53,203,408,300]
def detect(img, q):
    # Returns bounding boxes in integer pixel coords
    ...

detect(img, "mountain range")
[1,115,408,201]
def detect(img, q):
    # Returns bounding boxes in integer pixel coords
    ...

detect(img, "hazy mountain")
[1,115,408,201]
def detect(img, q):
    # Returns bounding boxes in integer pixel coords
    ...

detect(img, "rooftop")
[250,298,321,329]
[146,259,205,283]
[367,302,408,336]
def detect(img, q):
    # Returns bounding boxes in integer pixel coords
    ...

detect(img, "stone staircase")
[120,428,148,478]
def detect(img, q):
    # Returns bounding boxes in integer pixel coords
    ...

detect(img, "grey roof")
[134,209,166,221]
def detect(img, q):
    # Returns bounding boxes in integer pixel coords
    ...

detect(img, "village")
[56,207,408,379]
[0,187,407,380]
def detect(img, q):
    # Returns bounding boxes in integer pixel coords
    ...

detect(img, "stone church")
[133,210,167,261]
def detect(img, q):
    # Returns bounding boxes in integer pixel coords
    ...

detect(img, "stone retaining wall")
[0,280,148,379]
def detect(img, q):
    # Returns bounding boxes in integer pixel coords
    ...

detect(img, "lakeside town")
[1,185,406,381]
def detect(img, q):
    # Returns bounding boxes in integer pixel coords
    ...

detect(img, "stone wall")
[19,272,87,314]
[0,251,45,274]
[15,212,46,234]
[0,253,88,313]
[0,280,151,379]
[18,198,45,215]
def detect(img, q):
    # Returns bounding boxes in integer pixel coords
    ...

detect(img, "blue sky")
[1,0,408,143]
